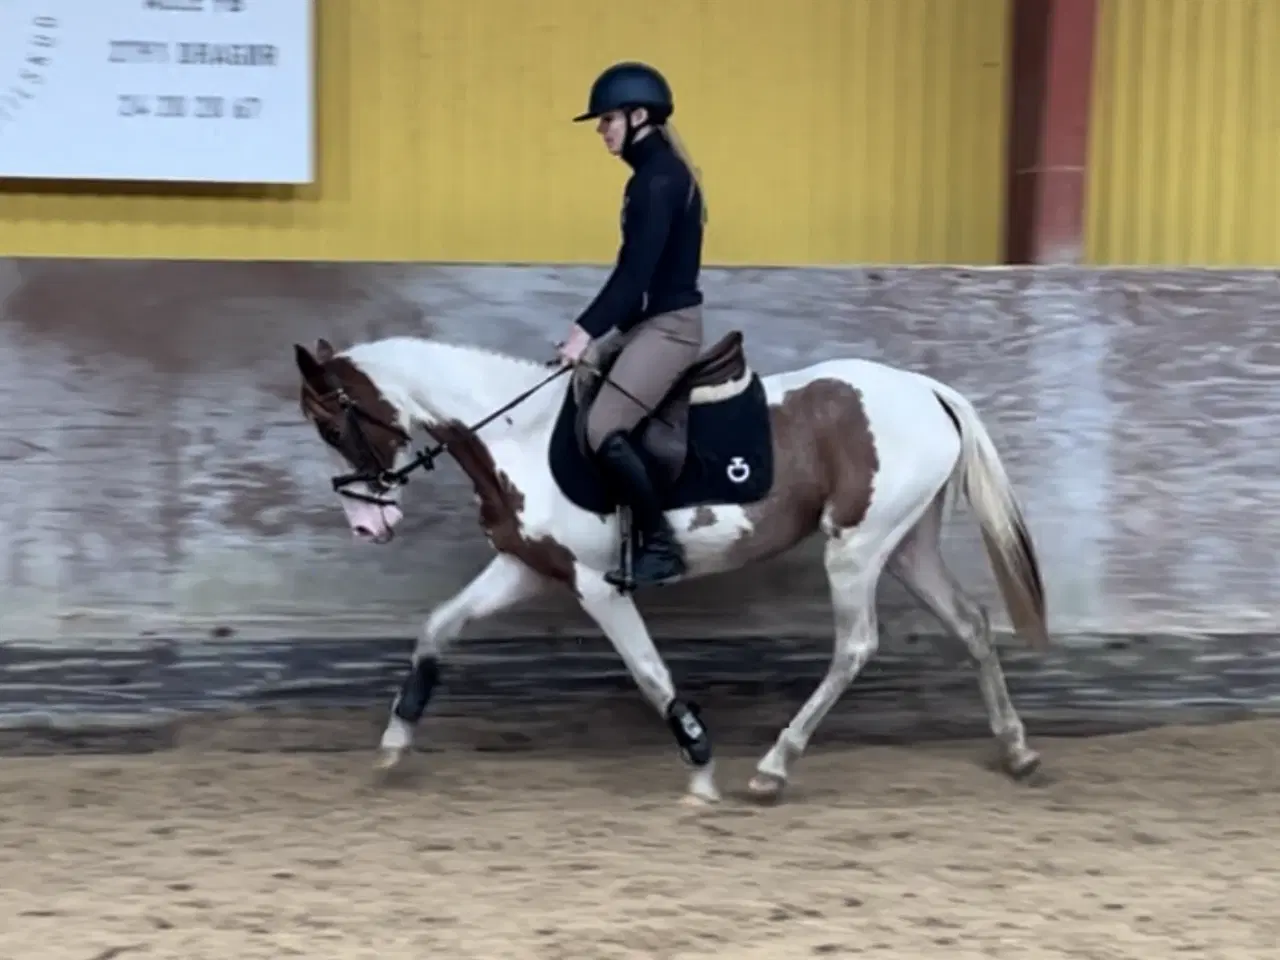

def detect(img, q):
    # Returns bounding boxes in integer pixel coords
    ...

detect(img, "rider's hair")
[662,122,708,225]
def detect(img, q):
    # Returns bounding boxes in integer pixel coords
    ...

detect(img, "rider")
[558,61,708,588]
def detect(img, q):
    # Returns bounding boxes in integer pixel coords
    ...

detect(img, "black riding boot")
[594,431,687,587]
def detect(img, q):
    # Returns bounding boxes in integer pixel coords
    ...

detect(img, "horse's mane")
[344,334,550,373]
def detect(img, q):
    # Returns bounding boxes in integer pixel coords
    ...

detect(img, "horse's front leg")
[378,553,547,769]
[574,563,720,806]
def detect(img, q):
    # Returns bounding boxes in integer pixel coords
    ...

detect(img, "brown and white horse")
[294,331,1049,805]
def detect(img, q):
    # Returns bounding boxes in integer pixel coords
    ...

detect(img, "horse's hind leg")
[887,492,1040,779]
[748,530,886,801]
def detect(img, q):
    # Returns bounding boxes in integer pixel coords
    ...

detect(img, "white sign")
[0,0,313,183]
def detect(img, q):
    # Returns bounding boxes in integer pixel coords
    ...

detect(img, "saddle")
[573,330,751,486]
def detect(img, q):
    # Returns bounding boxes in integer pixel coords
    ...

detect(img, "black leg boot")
[594,431,687,587]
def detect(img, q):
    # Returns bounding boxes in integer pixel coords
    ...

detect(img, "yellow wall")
[1086,0,1280,265]
[0,0,1010,266]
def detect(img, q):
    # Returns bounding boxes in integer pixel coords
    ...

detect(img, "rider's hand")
[557,323,592,366]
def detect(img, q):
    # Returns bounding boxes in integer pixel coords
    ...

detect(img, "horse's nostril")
[353,524,375,538]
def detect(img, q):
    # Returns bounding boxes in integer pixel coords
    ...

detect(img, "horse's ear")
[294,343,328,392]
[316,338,335,362]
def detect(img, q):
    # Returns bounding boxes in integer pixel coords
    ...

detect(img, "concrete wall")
[2,258,1274,640]
[2,260,1277,739]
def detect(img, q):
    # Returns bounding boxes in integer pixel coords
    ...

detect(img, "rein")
[325,363,572,506]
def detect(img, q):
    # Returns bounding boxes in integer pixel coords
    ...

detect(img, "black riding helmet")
[573,61,674,125]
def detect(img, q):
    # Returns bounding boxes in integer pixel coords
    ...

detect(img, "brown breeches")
[585,306,704,452]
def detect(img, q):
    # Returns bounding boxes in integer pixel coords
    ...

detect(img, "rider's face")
[597,110,627,155]
[596,107,647,156]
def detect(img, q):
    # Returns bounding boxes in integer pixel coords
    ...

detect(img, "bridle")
[319,364,573,508]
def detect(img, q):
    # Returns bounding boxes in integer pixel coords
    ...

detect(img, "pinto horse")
[294,330,1049,805]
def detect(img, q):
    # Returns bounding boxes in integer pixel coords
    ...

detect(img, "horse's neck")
[344,337,563,440]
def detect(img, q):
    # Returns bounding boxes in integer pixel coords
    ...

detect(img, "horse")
[293,328,1049,806]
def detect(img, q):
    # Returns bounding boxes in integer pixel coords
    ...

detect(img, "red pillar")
[1003,0,1100,264]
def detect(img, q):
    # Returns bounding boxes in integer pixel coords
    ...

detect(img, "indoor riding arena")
[2,2,1278,958]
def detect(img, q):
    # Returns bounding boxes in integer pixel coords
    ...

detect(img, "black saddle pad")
[549,373,775,515]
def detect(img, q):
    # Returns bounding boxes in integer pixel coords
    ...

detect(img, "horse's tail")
[931,383,1050,650]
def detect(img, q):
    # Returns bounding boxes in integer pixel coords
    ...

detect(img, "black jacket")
[574,131,705,338]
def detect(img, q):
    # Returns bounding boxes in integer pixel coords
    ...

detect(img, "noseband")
[326,385,430,507]
[320,364,572,508]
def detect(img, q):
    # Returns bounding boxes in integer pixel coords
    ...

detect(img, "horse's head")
[294,338,414,544]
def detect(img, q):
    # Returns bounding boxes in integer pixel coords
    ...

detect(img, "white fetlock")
[374,747,406,771]
[376,716,413,769]
[750,736,796,799]
[684,761,721,805]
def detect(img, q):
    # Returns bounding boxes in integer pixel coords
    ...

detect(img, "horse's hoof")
[747,773,785,803]
[686,766,721,805]
[684,782,721,806]
[374,747,406,771]
[680,792,717,808]
[1004,746,1042,781]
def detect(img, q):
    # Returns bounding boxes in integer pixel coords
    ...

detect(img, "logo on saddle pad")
[726,456,751,484]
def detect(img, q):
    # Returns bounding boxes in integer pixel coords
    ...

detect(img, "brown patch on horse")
[687,506,717,532]
[295,340,409,467]
[728,379,879,566]
[427,421,578,592]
